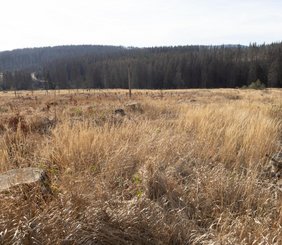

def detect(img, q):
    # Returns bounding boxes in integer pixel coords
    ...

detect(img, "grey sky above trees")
[0,0,281,51]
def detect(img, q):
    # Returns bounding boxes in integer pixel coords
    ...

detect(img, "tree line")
[0,43,282,90]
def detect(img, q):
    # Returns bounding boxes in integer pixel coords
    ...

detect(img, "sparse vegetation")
[0,89,281,244]
[248,79,266,90]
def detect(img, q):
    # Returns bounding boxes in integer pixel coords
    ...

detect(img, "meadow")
[0,88,281,244]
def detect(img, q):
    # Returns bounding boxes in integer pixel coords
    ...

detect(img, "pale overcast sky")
[0,0,281,51]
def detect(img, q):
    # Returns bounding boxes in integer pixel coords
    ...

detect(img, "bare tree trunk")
[128,64,132,98]
[54,89,57,120]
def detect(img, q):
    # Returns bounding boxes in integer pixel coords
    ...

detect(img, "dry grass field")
[0,88,281,244]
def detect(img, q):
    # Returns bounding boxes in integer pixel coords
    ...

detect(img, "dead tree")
[128,63,132,98]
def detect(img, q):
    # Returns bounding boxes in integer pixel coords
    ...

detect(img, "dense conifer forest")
[0,43,282,90]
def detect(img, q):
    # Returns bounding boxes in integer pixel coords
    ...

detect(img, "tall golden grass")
[0,89,281,244]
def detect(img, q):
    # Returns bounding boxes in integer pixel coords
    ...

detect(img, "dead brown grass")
[0,88,281,244]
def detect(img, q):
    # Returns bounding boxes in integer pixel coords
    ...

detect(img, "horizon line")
[1,41,282,53]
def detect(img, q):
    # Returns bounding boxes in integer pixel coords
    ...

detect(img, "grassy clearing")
[0,89,281,244]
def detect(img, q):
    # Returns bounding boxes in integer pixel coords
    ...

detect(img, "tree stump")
[0,167,51,195]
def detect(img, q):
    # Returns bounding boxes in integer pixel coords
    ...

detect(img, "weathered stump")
[0,167,51,195]
[125,102,143,112]
[114,108,126,116]
[0,168,52,243]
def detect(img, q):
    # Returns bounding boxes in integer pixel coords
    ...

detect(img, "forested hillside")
[0,43,282,90]
[0,45,126,72]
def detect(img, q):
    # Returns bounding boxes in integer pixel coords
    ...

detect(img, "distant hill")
[0,43,281,90]
[0,45,126,72]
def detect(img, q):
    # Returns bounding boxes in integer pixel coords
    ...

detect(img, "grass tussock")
[0,89,281,244]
